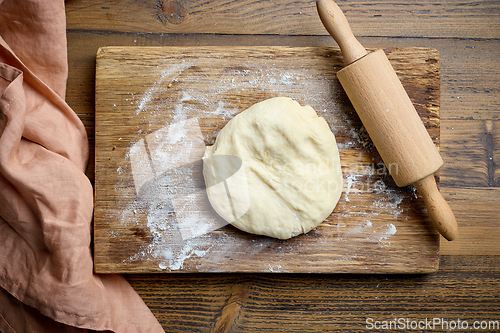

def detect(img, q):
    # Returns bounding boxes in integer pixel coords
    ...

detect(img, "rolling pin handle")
[316,0,367,64]
[414,174,459,241]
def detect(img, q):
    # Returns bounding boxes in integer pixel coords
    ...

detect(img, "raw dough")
[203,97,342,239]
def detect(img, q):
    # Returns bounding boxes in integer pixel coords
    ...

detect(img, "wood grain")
[441,119,500,188]
[124,255,500,332]
[440,187,500,255]
[66,33,500,189]
[64,0,500,330]
[66,33,500,124]
[94,46,441,274]
[65,0,500,39]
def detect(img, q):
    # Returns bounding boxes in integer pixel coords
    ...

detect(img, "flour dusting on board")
[116,62,328,271]
[344,174,358,202]
[114,56,407,271]
[136,66,187,115]
[338,220,397,245]
[337,151,405,248]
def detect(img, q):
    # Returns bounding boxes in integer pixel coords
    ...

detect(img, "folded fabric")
[0,0,164,331]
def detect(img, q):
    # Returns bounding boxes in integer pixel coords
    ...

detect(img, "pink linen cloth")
[0,0,164,331]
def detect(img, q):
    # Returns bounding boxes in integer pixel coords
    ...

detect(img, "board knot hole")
[158,0,187,25]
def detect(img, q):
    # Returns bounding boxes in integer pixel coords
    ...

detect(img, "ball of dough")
[203,97,342,239]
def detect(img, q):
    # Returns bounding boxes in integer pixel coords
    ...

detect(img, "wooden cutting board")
[94,46,440,274]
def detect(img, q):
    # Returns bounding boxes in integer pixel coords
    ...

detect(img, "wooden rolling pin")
[317,0,458,241]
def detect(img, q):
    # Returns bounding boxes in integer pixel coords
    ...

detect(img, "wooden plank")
[94,46,441,274]
[66,34,500,126]
[65,0,500,39]
[365,39,500,122]
[494,121,500,186]
[438,41,500,121]
[67,35,499,186]
[124,255,500,332]
[440,187,500,255]
[67,34,499,249]
[440,119,500,188]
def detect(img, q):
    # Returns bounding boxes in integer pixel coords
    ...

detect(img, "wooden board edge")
[93,46,442,274]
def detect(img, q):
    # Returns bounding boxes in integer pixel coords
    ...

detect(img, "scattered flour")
[163,242,210,271]
[136,66,187,115]
[372,180,405,218]
[338,219,397,246]
[344,174,358,202]
[180,91,193,102]
[368,222,397,243]
[268,264,282,273]
[113,56,408,272]
[117,62,326,271]
[338,149,405,249]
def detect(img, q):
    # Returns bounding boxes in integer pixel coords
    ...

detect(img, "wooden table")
[66,1,499,331]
